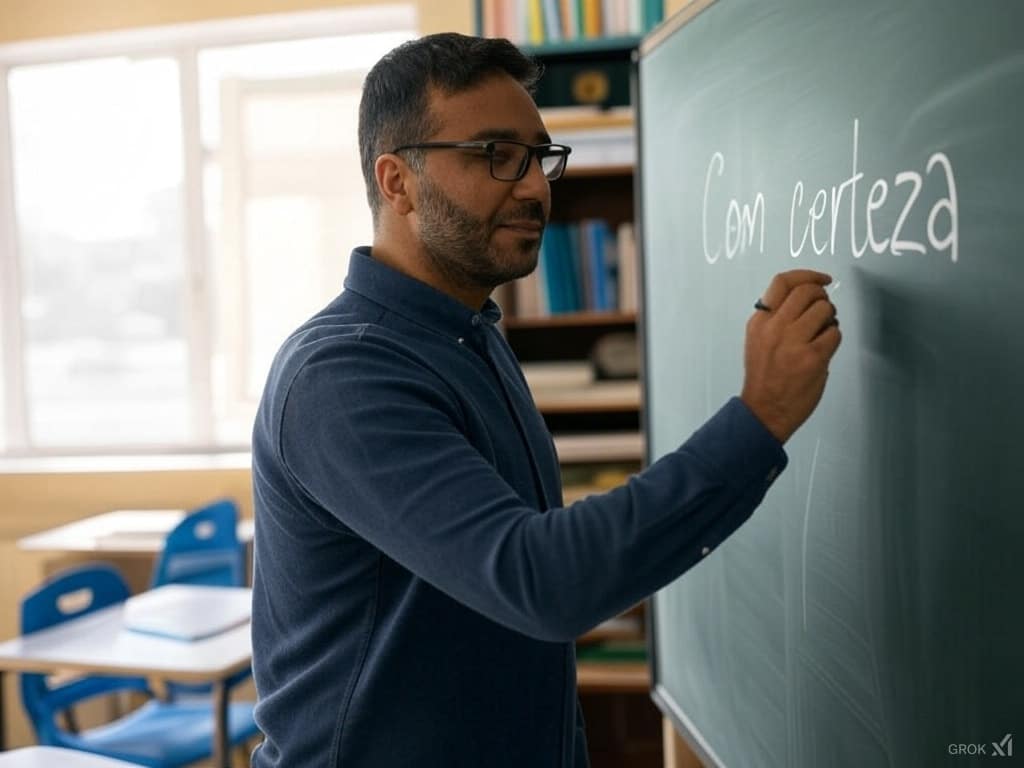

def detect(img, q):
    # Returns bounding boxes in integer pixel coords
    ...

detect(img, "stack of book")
[482,0,664,44]
[515,220,637,317]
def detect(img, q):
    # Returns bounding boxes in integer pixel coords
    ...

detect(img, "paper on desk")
[122,585,251,642]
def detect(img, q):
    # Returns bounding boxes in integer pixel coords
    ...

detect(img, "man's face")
[410,74,553,292]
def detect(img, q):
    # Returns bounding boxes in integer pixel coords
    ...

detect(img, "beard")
[415,174,546,292]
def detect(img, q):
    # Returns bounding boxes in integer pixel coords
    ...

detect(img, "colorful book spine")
[542,0,563,41]
[583,0,603,37]
[527,0,546,44]
[560,0,578,40]
[482,0,662,43]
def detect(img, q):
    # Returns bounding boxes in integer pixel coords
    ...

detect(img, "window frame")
[0,5,416,457]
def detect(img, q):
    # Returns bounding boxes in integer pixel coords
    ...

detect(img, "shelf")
[518,35,643,58]
[542,105,634,133]
[534,380,640,413]
[563,163,634,178]
[576,660,650,693]
[554,432,643,462]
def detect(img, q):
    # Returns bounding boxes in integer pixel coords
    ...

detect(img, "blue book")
[563,224,583,312]
[604,223,620,310]
[538,227,562,313]
[644,0,663,31]
[544,224,573,313]
[584,220,608,311]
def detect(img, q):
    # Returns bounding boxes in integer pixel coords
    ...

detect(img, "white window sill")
[0,451,252,475]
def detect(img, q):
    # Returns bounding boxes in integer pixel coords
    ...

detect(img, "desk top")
[17,509,255,553]
[0,585,252,682]
[0,747,140,767]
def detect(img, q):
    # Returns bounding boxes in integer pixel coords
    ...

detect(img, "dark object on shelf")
[523,39,638,109]
[591,332,639,379]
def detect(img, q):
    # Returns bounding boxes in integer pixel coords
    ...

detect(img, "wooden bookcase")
[476,6,665,764]
[500,109,660,768]
[504,154,641,463]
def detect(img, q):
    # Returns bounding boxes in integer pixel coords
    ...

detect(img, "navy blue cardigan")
[250,248,786,767]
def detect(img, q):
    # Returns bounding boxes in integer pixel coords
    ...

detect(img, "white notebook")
[122,585,251,642]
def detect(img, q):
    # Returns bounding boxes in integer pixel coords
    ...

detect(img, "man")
[250,32,840,767]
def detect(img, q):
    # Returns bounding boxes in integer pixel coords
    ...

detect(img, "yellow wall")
[0,0,473,43]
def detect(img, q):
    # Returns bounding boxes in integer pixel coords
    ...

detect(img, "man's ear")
[374,153,414,216]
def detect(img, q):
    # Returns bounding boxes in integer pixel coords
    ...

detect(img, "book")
[122,585,251,642]
[617,221,637,312]
[532,378,640,410]
[548,123,636,168]
[541,0,563,41]
[528,0,546,44]
[514,267,544,318]
[521,360,595,390]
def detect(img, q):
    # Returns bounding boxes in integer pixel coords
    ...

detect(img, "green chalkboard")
[639,1,1024,766]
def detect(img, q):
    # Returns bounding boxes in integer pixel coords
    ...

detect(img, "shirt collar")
[343,247,503,339]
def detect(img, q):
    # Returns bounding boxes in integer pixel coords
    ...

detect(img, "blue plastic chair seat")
[59,699,259,768]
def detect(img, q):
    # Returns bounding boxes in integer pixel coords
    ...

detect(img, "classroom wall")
[0,0,473,43]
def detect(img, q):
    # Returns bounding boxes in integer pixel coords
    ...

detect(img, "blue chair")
[150,499,252,701]
[20,563,260,768]
[150,499,246,589]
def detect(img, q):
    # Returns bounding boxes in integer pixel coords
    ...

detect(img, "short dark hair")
[358,33,542,225]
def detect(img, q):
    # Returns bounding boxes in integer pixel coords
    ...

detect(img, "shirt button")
[457,337,465,345]
[471,315,482,327]
[701,546,711,557]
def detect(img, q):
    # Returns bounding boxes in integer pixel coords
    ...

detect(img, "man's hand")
[741,270,842,443]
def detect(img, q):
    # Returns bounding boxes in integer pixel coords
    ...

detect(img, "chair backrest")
[20,563,151,744]
[150,498,244,588]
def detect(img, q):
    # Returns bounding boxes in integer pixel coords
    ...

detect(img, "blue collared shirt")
[250,247,786,767]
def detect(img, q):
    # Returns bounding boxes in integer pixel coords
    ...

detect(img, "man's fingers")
[760,270,832,312]
[810,321,842,358]
[773,283,829,325]
[790,296,838,342]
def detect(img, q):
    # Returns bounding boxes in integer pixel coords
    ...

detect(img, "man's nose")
[511,154,551,202]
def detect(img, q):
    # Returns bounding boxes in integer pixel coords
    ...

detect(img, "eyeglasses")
[390,140,572,182]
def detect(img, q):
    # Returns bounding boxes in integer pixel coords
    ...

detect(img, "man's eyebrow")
[467,128,554,144]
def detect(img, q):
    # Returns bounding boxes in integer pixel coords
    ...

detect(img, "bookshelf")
[477,8,663,765]
[484,0,648,580]
[506,152,641,465]
[476,1,663,111]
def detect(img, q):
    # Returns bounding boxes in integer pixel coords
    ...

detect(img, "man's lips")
[498,220,544,233]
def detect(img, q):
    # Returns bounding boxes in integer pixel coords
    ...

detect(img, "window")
[0,8,416,455]
[10,56,189,447]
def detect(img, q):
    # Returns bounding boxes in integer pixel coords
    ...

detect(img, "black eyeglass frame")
[390,140,573,182]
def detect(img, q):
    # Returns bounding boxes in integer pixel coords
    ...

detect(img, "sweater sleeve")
[277,334,786,642]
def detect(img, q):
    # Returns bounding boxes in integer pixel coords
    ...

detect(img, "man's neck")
[370,235,490,311]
